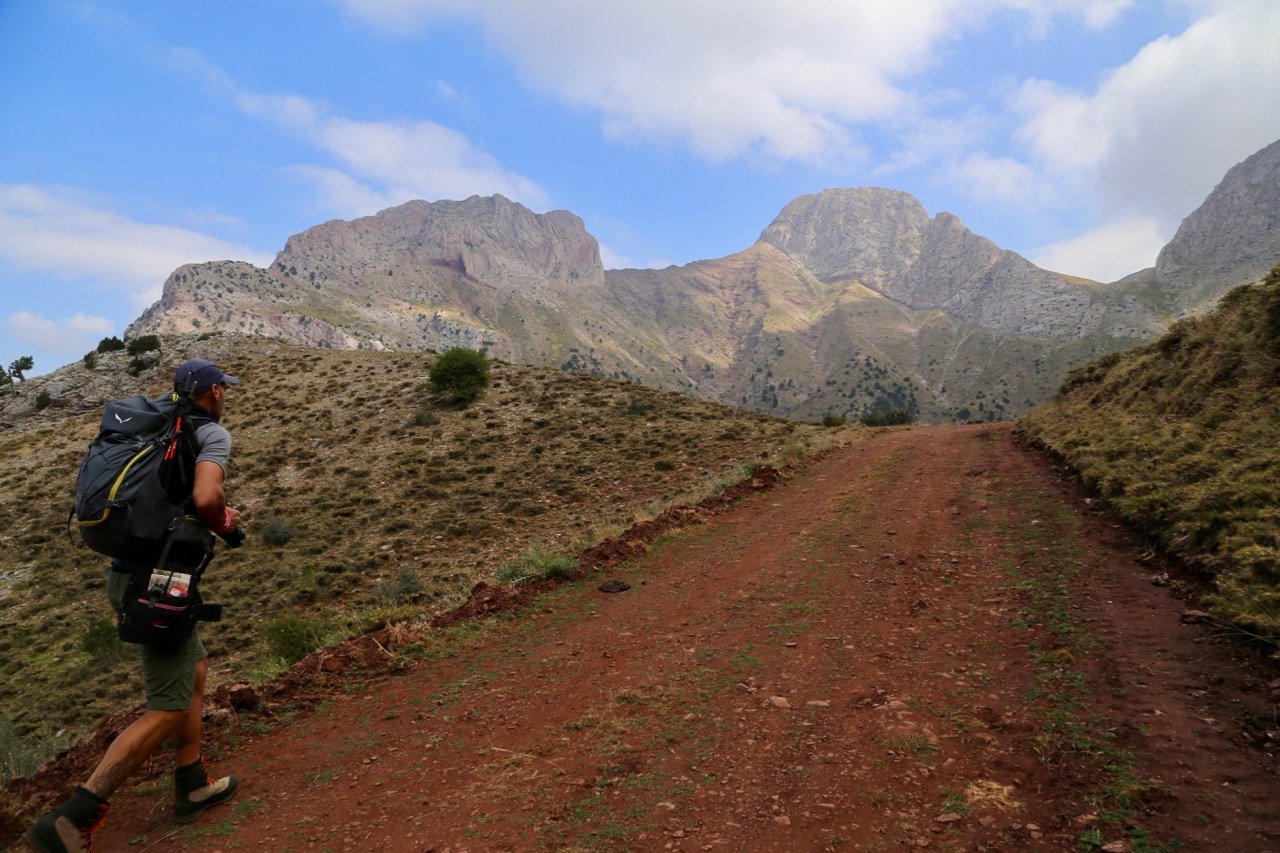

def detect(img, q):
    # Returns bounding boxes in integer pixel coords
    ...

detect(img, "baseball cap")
[174,358,241,395]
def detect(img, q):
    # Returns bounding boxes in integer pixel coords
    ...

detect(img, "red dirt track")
[13,423,1280,851]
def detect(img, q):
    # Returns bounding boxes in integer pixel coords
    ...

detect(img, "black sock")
[175,758,206,790]
[59,787,109,827]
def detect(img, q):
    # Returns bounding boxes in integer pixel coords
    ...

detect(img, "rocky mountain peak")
[755,186,1111,340]
[757,187,930,287]
[273,194,605,295]
[1154,138,1280,310]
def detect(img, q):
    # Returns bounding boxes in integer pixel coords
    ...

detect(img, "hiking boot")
[23,790,109,853]
[174,757,238,822]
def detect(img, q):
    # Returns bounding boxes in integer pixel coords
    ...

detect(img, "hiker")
[25,359,245,853]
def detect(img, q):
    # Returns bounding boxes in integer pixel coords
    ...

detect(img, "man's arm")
[192,460,241,533]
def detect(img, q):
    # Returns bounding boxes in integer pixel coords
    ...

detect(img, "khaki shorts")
[107,570,207,711]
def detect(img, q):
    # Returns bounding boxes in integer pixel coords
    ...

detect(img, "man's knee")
[128,707,188,743]
[147,708,189,728]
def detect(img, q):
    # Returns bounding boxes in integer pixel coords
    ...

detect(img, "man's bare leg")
[172,657,207,766]
[84,708,185,799]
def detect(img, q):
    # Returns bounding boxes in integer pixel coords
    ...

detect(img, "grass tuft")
[496,549,577,586]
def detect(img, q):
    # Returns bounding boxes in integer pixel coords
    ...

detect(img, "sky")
[3,1,1280,377]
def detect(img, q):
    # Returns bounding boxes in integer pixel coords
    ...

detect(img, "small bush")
[860,409,915,427]
[496,549,577,586]
[127,355,159,376]
[266,612,329,664]
[428,348,490,406]
[822,413,847,427]
[96,336,125,353]
[126,335,161,356]
[260,520,299,549]
[83,352,97,369]
[374,568,423,605]
[411,409,440,427]
[33,390,53,411]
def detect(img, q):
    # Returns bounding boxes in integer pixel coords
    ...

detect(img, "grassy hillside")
[0,335,840,778]
[1018,265,1280,644]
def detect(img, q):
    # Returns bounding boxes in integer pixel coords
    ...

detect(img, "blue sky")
[3,1,1280,377]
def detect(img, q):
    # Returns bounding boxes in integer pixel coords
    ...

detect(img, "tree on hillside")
[8,356,33,383]
[125,335,161,356]
[429,347,491,406]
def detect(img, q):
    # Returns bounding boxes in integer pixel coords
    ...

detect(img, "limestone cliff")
[126,138,1279,422]
[1151,138,1280,315]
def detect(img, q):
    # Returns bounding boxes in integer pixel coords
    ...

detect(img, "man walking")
[25,359,245,852]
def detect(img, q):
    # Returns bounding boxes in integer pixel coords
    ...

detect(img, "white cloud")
[119,13,548,217]
[282,166,404,218]
[237,92,548,214]
[596,244,637,270]
[1028,216,1168,281]
[1014,0,1280,224]
[952,153,1044,206]
[236,91,324,133]
[1002,0,1136,36]
[0,185,273,310]
[5,311,116,363]
[336,0,1136,166]
[334,0,1280,282]
[322,116,547,205]
[1014,80,1110,174]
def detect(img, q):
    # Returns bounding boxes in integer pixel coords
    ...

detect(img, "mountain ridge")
[125,137,1280,422]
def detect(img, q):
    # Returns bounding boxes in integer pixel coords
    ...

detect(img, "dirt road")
[78,424,1280,850]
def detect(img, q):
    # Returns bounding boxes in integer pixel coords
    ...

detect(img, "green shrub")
[374,568,424,604]
[861,408,915,427]
[33,391,53,411]
[83,352,97,369]
[822,413,847,427]
[411,409,440,427]
[96,336,125,353]
[126,335,161,356]
[496,549,577,586]
[428,348,491,406]
[260,520,299,549]
[266,612,329,664]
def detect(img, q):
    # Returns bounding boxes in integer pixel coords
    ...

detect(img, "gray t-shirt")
[194,421,232,470]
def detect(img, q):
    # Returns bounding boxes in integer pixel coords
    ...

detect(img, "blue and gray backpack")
[72,391,209,559]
